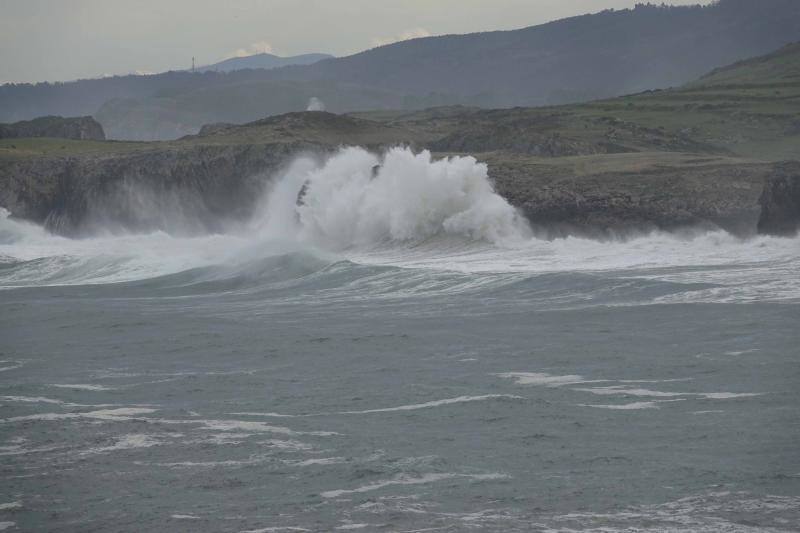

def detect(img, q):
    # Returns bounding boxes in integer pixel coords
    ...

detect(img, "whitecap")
[496,372,596,387]
[50,384,114,391]
[337,394,523,414]
[321,473,507,498]
[87,434,162,453]
[579,402,660,410]
[285,457,345,467]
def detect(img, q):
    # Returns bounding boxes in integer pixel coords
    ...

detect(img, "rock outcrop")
[0,111,796,239]
[487,157,772,238]
[0,141,321,236]
[757,162,800,236]
[0,116,105,141]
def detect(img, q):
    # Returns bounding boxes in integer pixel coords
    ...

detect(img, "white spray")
[306,97,325,111]
[253,147,531,249]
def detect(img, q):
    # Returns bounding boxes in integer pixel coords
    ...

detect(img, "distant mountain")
[264,0,800,106]
[197,53,333,73]
[1,0,798,139]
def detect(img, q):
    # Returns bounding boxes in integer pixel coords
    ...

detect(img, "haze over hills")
[1,0,799,141]
[196,52,333,73]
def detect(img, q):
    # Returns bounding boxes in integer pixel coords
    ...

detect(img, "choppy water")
[1,148,799,532]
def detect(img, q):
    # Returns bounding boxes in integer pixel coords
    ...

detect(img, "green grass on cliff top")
[0,137,152,162]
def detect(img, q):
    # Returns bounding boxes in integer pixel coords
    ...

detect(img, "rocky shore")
[0,114,796,238]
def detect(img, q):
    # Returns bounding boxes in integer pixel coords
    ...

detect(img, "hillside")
[278,0,800,105]
[2,0,799,141]
[197,53,333,73]
[2,41,799,237]
[350,40,800,161]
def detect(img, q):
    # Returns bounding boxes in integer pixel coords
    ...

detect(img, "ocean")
[1,148,799,532]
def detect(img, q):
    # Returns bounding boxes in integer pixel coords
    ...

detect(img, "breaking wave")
[254,146,530,248]
[0,146,798,304]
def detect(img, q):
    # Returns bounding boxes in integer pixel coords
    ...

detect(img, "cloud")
[229,40,274,59]
[372,28,432,48]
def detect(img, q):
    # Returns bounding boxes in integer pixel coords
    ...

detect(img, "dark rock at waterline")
[0,142,324,236]
[757,163,800,236]
[0,116,105,141]
[485,154,772,239]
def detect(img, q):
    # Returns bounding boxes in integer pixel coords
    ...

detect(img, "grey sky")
[0,0,712,84]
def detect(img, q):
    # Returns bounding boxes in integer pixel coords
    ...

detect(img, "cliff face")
[0,140,778,239]
[0,116,105,141]
[0,142,321,236]
[484,154,773,238]
[757,162,800,236]
[0,95,797,240]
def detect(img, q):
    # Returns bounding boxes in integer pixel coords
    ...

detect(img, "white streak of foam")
[579,402,660,410]
[0,502,21,511]
[232,394,522,418]
[496,373,594,387]
[50,384,114,391]
[321,473,507,498]
[90,434,161,453]
[1,395,65,405]
[338,394,523,414]
[2,407,156,423]
[700,392,762,399]
[0,444,65,456]
[576,387,762,400]
[0,522,15,531]
[83,408,157,420]
[239,526,311,533]
[195,419,337,436]
[259,439,314,451]
[171,514,200,520]
[230,412,297,418]
[285,457,345,467]
[575,387,687,398]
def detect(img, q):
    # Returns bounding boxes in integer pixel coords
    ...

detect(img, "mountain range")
[0,0,798,140]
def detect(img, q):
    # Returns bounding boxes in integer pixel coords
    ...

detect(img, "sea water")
[1,148,798,531]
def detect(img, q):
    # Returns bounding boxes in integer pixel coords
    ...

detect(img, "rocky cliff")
[0,137,779,239]
[0,141,322,236]
[757,162,800,236]
[0,81,798,241]
[0,116,105,141]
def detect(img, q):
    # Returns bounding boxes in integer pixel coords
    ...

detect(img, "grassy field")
[0,137,154,161]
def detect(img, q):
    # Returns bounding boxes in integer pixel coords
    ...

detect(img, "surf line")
[230,394,525,418]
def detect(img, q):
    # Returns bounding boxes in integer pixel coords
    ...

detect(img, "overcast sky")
[0,0,712,84]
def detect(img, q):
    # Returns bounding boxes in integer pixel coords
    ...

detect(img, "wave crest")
[288,147,530,248]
